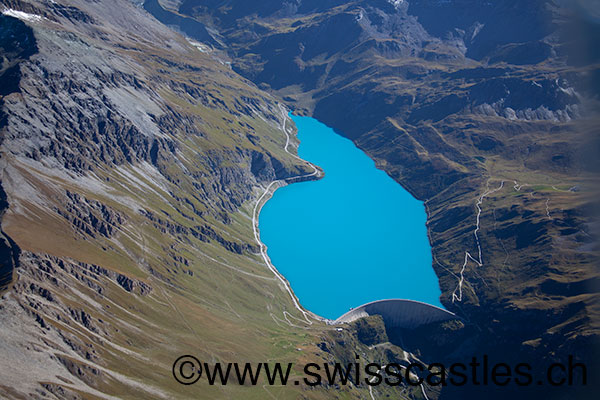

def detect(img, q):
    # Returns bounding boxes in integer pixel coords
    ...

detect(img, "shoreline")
[251,106,325,325]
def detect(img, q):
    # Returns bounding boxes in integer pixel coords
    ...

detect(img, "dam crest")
[334,299,460,330]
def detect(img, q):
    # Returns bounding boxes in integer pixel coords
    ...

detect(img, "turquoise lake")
[259,115,442,319]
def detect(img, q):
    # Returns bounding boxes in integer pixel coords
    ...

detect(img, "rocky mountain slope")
[150,0,599,398]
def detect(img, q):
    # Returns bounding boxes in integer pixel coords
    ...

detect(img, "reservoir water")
[259,115,442,319]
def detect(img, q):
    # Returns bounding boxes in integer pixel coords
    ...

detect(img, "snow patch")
[2,8,44,22]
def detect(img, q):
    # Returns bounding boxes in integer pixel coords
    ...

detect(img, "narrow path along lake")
[259,115,442,320]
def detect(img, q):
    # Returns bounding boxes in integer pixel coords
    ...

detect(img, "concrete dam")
[334,299,461,330]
